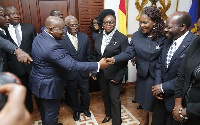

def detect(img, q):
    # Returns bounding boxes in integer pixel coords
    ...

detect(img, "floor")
[30,83,145,125]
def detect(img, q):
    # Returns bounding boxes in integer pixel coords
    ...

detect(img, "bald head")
[45,16,63,28]
[45,16,65,40]
[165,11,191,40]
[169,11,191,29]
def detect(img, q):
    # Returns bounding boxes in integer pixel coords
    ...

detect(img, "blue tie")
[166,41,177,68]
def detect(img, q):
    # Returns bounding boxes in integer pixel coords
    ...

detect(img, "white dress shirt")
[8,24,22,47]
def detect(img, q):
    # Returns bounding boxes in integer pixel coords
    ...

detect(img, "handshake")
[99,57,116,69]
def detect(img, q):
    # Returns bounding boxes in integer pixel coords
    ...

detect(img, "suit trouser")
[152,100,180,125]
[66,76,90,112]
[99,72,121,125]
[37,97,61,125]
[18,73,33,113]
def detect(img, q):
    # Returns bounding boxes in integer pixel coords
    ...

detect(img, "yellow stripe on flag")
[118,0,127,36]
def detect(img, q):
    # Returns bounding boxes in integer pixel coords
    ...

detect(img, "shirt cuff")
[161,83,164,93]
[97,62,100,72]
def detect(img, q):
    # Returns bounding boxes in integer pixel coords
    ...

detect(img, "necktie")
[72,36,78,51]
[14,25,21,46]
[166,41,177,68]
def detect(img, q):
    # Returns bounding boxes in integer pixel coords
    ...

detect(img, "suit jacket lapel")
[104,31,118,54]
[0,30,8,39]
[63,33,77,52]
[95,33,103,56]
[21,23,26,47]
[77,33,82,53]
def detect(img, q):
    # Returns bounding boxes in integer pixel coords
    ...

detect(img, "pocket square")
[180,54,185,58]
[113,41,117,45]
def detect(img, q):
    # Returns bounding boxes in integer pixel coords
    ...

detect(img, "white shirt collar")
[173,31,189,49]
[44,30,55,39]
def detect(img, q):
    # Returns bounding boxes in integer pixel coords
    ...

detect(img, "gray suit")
[0,36,17,71]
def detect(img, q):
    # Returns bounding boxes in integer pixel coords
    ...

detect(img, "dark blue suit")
[30,31,98,125]
[114,29,168,111]
[58,32,93,112]
[152,32,198,125]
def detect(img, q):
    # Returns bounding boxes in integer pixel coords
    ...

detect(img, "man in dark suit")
[0,6,33,71]
[5,6,37,113]
[151,11,198,125]
[30,16,111,125]
[58,15,92,121]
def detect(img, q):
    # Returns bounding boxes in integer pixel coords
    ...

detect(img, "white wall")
[104,0,179,82]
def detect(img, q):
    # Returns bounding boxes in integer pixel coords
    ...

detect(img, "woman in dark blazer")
[92,9,128,125]
[89,17,102,41]
[108,6,167,125]
[173,37,200,125]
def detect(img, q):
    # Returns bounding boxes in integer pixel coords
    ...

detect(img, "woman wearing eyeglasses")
[92,9,128,125]
[107,6,167,125]
[89,17,103,41]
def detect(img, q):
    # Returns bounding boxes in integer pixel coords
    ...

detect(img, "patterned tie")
[166,41,177,68]
[72,36,78,51]
[14,25,21,46]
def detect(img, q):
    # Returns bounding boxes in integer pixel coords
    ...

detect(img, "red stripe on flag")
[119,0,126,15]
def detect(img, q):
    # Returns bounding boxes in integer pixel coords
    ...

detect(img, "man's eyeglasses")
[102,21,115,25]
[68,24,79,28]
[8,12,20,17]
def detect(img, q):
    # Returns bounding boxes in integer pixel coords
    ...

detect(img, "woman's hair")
[142,6,165,40]
[98,9,116,24]
[89,17,102,32]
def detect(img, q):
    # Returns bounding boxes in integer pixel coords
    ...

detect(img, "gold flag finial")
[158,0,171,20]
[135,0,148,20]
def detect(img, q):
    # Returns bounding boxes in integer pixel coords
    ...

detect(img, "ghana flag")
[118,0,127,35]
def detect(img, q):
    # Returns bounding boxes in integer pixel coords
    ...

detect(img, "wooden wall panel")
[78,0,104,51]
[38,1,69,28]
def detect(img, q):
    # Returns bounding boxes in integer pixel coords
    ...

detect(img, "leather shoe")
[132,99,136,103]
[83,110,91,117]
[102,117,111,123]
[137,105,143,109]
[73,112,80,121]
[58,123,63,125]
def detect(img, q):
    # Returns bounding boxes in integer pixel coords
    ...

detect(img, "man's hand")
[92,76,97,80]
[99,58,113,69]
[131,57,136,66]
[152,84,162,96]
[155,93,163,100]
[0,84,31,125]
[172,105,185,122]
[106,57,115,64]
[14,48,33,64]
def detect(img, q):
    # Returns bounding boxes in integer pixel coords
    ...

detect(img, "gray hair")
[64,15,78,24]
